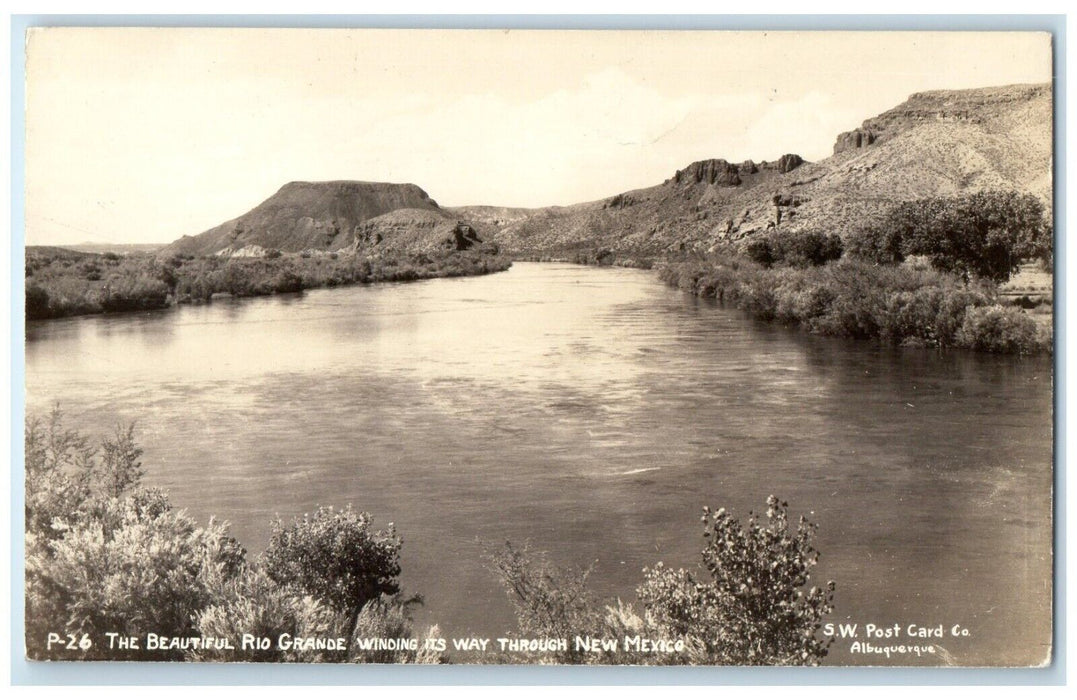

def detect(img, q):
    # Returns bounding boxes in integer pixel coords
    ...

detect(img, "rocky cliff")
[461,82,1051,260]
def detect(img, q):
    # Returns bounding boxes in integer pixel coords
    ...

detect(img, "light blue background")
[8,13,1067,686]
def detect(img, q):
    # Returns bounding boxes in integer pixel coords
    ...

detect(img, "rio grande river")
[25,262,1053,666]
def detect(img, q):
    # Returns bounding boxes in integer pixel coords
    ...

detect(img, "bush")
[192,567,344,662]
[349,597,445,664]
[956,305,1049,355]
[638,497,834,665]
[742,230,843,269]
[25,411,431,663]
[261,505,402,638]
[24,411,245,659]
[488,543,601,663]
[491,497,835,665]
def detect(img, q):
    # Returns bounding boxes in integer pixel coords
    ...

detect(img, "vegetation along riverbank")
[25,412,834,665]
[656,192,1053,356]
[24,245,511,321]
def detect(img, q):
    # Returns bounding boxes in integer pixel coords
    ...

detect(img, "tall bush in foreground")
[492,496,835,665]
[261,505,403,639]
[24,411,245,659]
[638,496,835,665]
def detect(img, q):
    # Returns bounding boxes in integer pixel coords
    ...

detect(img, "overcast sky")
[25,29,1052,245]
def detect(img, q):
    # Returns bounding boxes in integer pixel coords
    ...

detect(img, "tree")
[852,191,1051,283]
[743,230,843,269]
[261,505,402,638]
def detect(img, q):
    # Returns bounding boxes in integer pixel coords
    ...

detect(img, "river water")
[25,262,1053,666]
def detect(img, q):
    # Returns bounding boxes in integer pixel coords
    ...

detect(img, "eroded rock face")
[674,159,742,187]
[833,128,878,154]
[776,153,805,173]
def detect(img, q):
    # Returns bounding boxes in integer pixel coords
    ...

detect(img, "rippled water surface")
[25,262,1053,665]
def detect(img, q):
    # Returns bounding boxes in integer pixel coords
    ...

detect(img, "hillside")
[465,83,1051,260]
[158,83,1051,265]
[159,181,487,258]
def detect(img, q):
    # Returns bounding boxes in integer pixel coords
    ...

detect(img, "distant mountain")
[159,181,485,258]
[459,83,1052,260]
[160,83,1050,263]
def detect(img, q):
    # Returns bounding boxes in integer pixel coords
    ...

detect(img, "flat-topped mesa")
[833,82,1051,154]
[159,180,458,257]
[672,154,804,186]
[271,180,441,212]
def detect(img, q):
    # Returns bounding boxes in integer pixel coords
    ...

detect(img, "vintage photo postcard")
[20,27,1055,668]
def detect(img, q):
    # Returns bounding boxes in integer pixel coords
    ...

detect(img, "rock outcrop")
[674,159,743,187]
[833,128,878,154]
[776,154,805,173]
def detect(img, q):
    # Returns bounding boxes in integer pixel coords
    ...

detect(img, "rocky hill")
[457,83,1051,260]
[160,83,1050,264]
[159,181,487,258]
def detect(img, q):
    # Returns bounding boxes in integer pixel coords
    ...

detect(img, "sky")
[24,29,1052,245]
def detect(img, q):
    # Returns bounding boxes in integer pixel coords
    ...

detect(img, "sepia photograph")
[18,26,1055,669]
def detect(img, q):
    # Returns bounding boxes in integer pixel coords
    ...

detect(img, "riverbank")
[24,246,512,320]
[657,256,1052,355]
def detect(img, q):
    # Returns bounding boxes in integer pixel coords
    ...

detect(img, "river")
[24,262,1053,666]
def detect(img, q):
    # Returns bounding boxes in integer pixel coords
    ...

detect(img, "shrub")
[491,497,835,666]
[488,543,601,663]
[192,567,344,662]
[25,283,52,320]
[955,305,1049,355]
[846,223,906,265]
[744,238,776,268]
[100,275,171,312]
[349,597,445,664]
[743,230,843,269]
[24,411,245,659]
[261,506,402,638]
[638,497,834,665]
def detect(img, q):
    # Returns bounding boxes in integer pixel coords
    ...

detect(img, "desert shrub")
[662,253,1047,353]
[262,505,402,638]
[24,408,97,537]
[846,223,906,265]
[488,543,601,664]
[743,231,843,269]
[744,238,777,268]
[24,412,246,659]
[25,283,52,320]
[28,500,243,659]
[778,230,844,267]
[25,412,431,663]
[192,567,344,662]
[349,597,445,664]
[955,305,1049,355]
[100,275,170,312]
[492,497,834,666]
[637,497,834,665]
